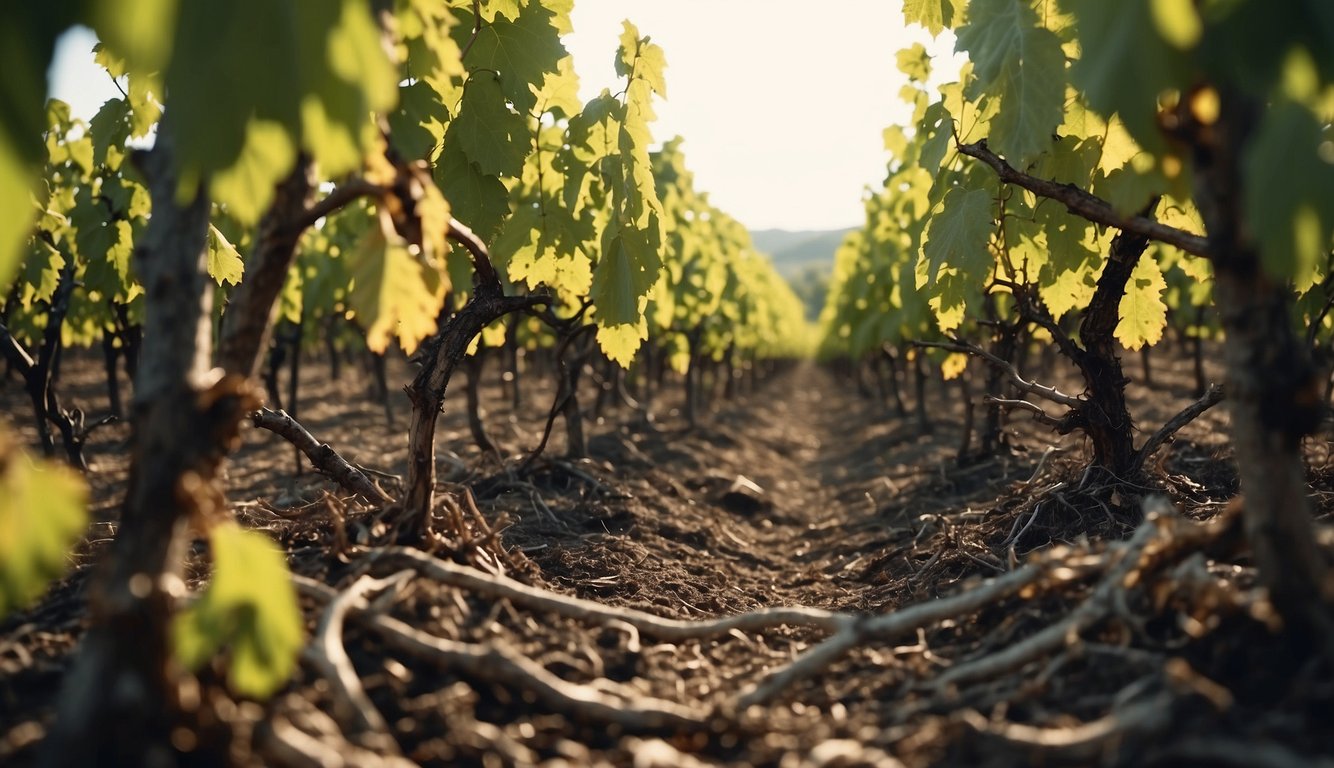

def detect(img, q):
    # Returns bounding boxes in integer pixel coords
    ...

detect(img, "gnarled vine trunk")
[44,137,243,768]
[1186,91,1333,646]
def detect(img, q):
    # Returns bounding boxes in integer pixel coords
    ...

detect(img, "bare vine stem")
[956,140,1209,256]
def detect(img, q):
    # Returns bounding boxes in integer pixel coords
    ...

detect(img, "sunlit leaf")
[172,523,302,700]
[1116,256,1167,350]
[347,219,446,355]
[0,428,87,619]
[207,224,244,287]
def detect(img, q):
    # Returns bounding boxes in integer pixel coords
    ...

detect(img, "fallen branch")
[251,408,391,503]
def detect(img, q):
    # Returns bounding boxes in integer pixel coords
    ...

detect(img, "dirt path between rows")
[9,351,1327,767]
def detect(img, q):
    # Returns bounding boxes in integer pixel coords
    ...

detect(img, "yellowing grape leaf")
[126,73,162,139]
[1040,261,1098,320]
[896,43,932,82]
[0,428,88,618]
[348,221,446,355]
[172,523,302,700]
[616,22,667,98]
[207,224,244,287]
[941,352,969,380]
[1116,256,1167,350]
[534,55,582,119]
[903,0,957,35]
[596,319,648,368]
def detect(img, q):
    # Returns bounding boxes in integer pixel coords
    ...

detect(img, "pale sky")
[48,3,956,231]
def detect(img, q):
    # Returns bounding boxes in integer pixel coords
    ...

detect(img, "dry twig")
[251,408,391,503]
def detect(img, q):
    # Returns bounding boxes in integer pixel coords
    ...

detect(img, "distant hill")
[749,227,854,279]
[749,227,854,321]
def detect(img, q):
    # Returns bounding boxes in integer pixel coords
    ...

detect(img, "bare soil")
[3,346,1333,767]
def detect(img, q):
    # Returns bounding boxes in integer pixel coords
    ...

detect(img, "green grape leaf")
[590,217,663,328]
[73,193,135,292]
[0,427,88,618]
[279,262,303,325]
[22,237,64,303]
[1039,135,1101,186]
[207,224,244,287]
[917,101,954,175]
[90,0,178,76]
[164,0,396,195]
[1242,100,1334,287]
[493,202,544,277]
[956,0,1066,162]
[0,7,79,287]
[172,523,302,700]
[923,186,993,285]
[451,73,529,177]
[388,80,450,161]
[103,174,152,221]
[89,97,131,169]
[435,139,511,243]
[348,222,446,355]
[1063,0,1192,153]
[465,1,567,115]
[903,0,957,35]
[1095,161,1167,217]
[1116,255,1167,350]
[210,120,298,226]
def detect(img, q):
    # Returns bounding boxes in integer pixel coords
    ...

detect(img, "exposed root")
[957,689,1175,763]
[293,574,706,731]
[373,545,854,639]
[304,572,410,753]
